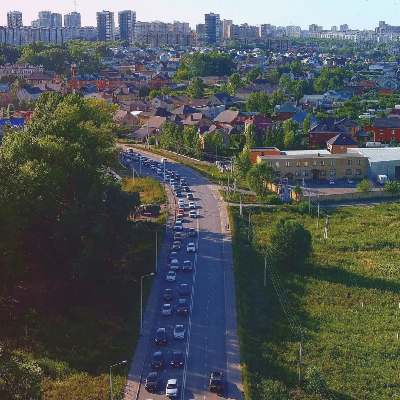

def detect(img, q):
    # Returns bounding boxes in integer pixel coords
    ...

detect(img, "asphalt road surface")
[121,148,242,400]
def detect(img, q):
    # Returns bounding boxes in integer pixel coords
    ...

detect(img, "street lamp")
[141,273,155,334]
[110,360,127,400]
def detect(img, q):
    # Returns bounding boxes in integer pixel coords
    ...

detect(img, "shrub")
[384,179,400,194]
[36,358,72,380]
[305,366,329,397]
[357,178,371,193]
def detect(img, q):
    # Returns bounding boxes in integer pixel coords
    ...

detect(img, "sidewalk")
[122,184,177,400]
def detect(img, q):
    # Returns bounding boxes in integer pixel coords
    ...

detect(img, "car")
[166,379,179,398]
[175,191,182,197]
[209,372,224,393]
[170,179,176,185]
[173,324,185,340]
[188,201,196,209]
[347,179,354,184]
[179,283,190,296]
[178,208,185,216]
[174,232,183,241]
[178,199,185,207]
[183,186,190,192]
[154,327,167,345]
[172,241,181,251]
[329,179,336,185]
[176,213,184,221]
[177,299,188,315]
[187,243,196,253]
[173,221,183,231]
[162,303,172,316]
[145,371,160,392]
[170,351,184,368]
[182,260,192,272]
[187,193,194,200]
[166,271,176,282]
[189,210,197,218]
[170,259,179,271]
[180,180,187,186]
[188,228,196,237]
[164,288,173,301]
[165,174,171,181]
[151,351,165,370]
[169,251,178,260]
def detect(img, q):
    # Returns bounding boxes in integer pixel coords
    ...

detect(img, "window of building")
[275,161,280,168]
[295,170,301,176]
[320,160,325,166]
[285,161,290,167]
[356,169,361,175]
[320,170,326,176]
[330,160,335,166]
[304,161,308,167]
[391,137,396,142]
[357,160,361,165]
[267,161,272,166]
[392,130,396,135]
[348,160,352,166]
[346,169,352,175]
[296,161,301,167]
[330,169,336,176]
[379,137,383,141]
[302,171,308,176]
[312,160,317,166]
[380,129,383,134]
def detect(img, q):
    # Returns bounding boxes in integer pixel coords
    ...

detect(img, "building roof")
[372,118,400,129]
[211,92,232,103]
[326,133,357,146]
[172,105,198,115]
[275,103,299,114]
[0,118,24,127]
[140,107,172,118]
[291,110,318,124]
[213,110,240,124]
[347,147,400,162]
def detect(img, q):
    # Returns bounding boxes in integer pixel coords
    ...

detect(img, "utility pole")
[155,230,158,273]
[132,166,135,185]
[299,335,303,387]
[264,256,267,287]
[317,203,320,228]
[240,195,243,216]
[324,215,329,243]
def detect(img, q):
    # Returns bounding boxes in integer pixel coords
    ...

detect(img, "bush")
[357,178,371,193]
[305,366,329,397]
[36,358,72,380]
[384,179,400,194]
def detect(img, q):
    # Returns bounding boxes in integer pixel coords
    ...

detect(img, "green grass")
[123,176,167,204]
[230,201,400,400]
[219,189,282,205]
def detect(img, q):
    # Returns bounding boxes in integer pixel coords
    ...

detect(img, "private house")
[365,118,400,143]
[209,92,233,107]
[33,83,67,95]
[113,110,139,128]
[113,83,140,101]
[326,133,358,154]
[0,118,25,134]
[138,107,172,125]
[274,103,300,121]
[0,92,15,107]
[25,71,62,85]
[182,113,212,128]
[257,149,367,181]
[152,96,175,111]
[119,99,152,112]
[199,125,231,149]
[244,115,273,137]
[171,105,199,120]
[213,110,246,131]
[308,119,352,147]
[149,72,171,91]
[291,110,318,131]
[17,87,43,102]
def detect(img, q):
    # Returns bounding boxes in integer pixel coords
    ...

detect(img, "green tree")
[384,180,400,194]
[266,69,279,84]
[246,162,275,196]
[245,123,256,149]
[149,90,162,100]
[270,89,284,107]
[18,99,27,111]
[211,130,223,150]
[246,92,271,115]
[26,98,35,111]
[203,132,213,148]
[246,66,261,84]
[139,86,151,98]
[303,113,312,135]
[357,178,371,193]
[228,72,244,95]
[6,103,15,118]
[267,218,312,269]
[233,148,252,180]
[187,76,205,99]
[283,119,300,149]
[161,85,171,96]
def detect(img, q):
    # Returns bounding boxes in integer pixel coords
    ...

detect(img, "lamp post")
[110,360,127,400]
[141,273,155,334]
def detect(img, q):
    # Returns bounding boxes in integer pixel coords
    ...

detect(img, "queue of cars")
[123,148,224,397]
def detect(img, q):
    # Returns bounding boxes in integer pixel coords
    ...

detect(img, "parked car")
[189,210,197,218]
[166,379,179,398]
[189,201,196,209]
[151,351,165,370]
[187,193,194,200]
[145,371,159,392]
[178,199,185,208]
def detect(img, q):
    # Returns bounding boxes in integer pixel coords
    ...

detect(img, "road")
[121,147,243,400]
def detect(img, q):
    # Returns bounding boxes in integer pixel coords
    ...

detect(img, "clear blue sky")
[2,0,400,31]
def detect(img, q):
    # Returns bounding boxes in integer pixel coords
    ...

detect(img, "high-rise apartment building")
[51,13,62,27]
[340,24,349,31]
[118,10,136,43]
[97,11,115,42]
[205,12,220,44]
[221,19,232,38]
[7,11,23,28]
[38,11,52,27]
[64,12,81,28]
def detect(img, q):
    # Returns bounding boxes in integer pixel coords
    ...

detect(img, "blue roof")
[23,87,42,95]
[0,118,25,127]
[292,110,317,124]
[0,84,10,92]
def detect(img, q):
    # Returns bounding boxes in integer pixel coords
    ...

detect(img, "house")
[365,118,400,143]
[152,96,175,111]
[199,125,231,149]
[25,71,62,85]
[213,110,246,131]
[250,147,280,163]
[17,87,43,102]
[0,92,15,107]
[113,110,139,127]
[244,115,273,137]
[119,99,151,112]
[33,83,67,95]
[182,113,212,128]
[209,92,233,107]
[274,103,300,121]
[326,133,358,154]
[0,118,25,134]
[291,110,318,130]
[308,118,357,147]
[171,105,198,120]
[113,83,140,101]
[138,107,172,125]
[149,72,171,90]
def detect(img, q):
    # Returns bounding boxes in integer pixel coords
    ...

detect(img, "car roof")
[167,379,178,384]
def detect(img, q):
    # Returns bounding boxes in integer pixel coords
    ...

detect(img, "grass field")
[230,201,400,400]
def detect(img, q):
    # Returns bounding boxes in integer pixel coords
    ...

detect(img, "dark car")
[183,186,190,192]
[182,260,192,272]
[187,193,194,200]
[188,228,196,237]
[177,299,188,315]
[151,351,165,370]
[145,371,160,392]
[154,327,167,345]
[209,371,224,393]
[179,283,190,296]
[164,288,173,301]
[170,351,184,368]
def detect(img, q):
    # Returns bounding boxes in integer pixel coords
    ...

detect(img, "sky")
[2,0,400,31]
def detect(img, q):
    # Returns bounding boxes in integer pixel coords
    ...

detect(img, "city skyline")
[2,0,400,31]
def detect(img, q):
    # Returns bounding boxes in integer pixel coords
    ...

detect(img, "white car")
[166,379,179,398]
[173,221,183,231]
[189,210,197,218]
[189,201,196,209]
[162,304,172,316]
[170,259,179,271]
[166,271,176,282]
[173,324,185,339]
[178,199,185,208]
[187,243,196,253]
